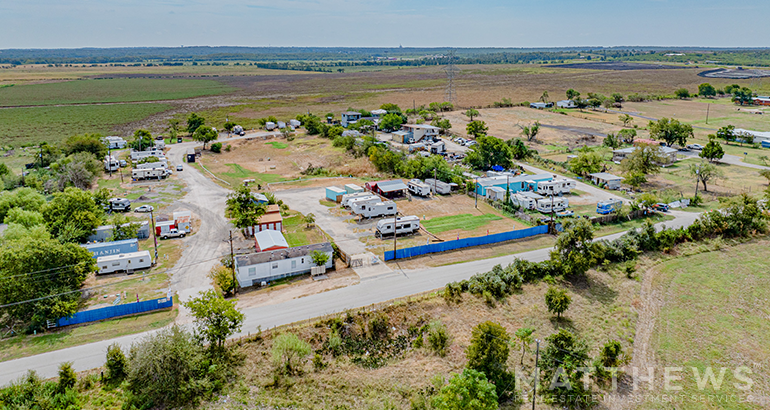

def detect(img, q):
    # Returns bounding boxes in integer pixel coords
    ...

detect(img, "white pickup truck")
[161,228,186,240]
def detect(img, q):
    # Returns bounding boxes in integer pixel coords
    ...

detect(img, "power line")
[444,49,459,105]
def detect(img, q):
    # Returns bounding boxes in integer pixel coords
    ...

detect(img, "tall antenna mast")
[444,49,459,105]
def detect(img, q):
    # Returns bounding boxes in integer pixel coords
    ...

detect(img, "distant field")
[0,103,173,146]
[0,78,233,107]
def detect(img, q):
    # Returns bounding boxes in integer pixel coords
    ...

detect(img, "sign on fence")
[384,225,549,261]
[56,296,174,327]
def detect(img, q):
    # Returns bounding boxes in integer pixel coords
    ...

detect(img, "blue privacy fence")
[57,296,174,327]
[384,225,549,261]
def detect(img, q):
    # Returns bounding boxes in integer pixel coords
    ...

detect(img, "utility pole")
[474,177,478,209]
[532,339,540,410]
[694,166,700,198]
[229,231,236,295]
[706,103,710,124]
[107,146,112,178]
[433,168,437,196]
[393,203,398,258]
[150,210,158,262]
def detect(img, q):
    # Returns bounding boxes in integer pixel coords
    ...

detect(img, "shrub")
[210,142,223,153]
[432,368,498,410]
[105,343,128,382]
[271,333,312,375]
[57,362,77,393]
[427,321,450,357]
[367,312,390,340]
[544,287,571,319]
[466,321,513,400]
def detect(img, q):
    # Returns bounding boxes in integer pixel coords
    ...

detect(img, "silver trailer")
[341,192,377,207]
[375,215,421,237]
[359,201,397,219]
[407,179,432,197]
[97,250,152,274]
[424,178,456,195]
[536,197,569,213]
[132,167,166,180]
[350,196,385,215]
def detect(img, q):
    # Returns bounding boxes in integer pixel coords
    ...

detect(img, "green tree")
[698,83,717,98]
[54,151,103,190]
[595,339,628,380]
[271,333,312,375]
[620,144,664,187]
[108,214,140,241]
[507,138,532,160]
[105,343,128,382]
[690,161,723,192]
[551,218,594,277]
[3,208,45,228]
[225,185,267,229]
[378,113,405,132]
[129,129,154,151]
[36,142,61,167]
[432,118,452,134]
[192,125,218,149]
[167,118,181,140]
[732,87,753,105]
[1,224,51,243]
[303,115,325,135]
[612,93,624,103]
[303,212,316,227]
[42,187,104,242]
[603,133,621,149]
[208,264,236,297]
[566,89,580,100]
[0,187,46,221]
[466,120,488,138]
[0,237,95,329]
[675,88,691,99]
[57,362,77,393]
[427,321,451,357]
[464,108,480,121]
[540,329,591,404]
[223,121,235,135]
[544,287,571,318]
[618,128,637,143]
[466,321,513,399]
[380,103,401,113]
[310,250,329,266]
[431,368,498,410]
[464,135,512,170]
[716,125,736,145]
[619,114,633,127]
[568,147,603,176]
[62,133,107,159]
[521,121,540,142]
[183,289,244,352]
[540,90,550,103]
[186,112,206,134]
[514,327,535,366]
[210,142,223,153]
[700,138,724,162]
[648,118,693,147]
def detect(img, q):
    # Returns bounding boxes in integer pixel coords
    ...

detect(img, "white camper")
[536,178,576,196]
[97,250,152,274]
[359,201,397,219]
[104,155,120,172]
[232,125,244,135]
[511,192,543,210]
[136,160,168,170]
[350,196,386,215]
[424,178,456,195]
[536,197,569,213]
[104,136,127,149]
[375,215,421,237]
[132,168,166,180]
[341,192,378,208]
[265,122,277,131]
[407,179,432,197]
[130,149,164,161]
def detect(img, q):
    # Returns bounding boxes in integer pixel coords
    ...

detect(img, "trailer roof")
[235,242,333,267]
[96,250,151,262]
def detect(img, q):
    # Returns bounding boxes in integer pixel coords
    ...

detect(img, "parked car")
[687,144,704,150]
[176,164,184,171]
[652,203,669,212]
[161,228,186,240]
[556,210,575,217]
[134,205,154,213]
[119,159,127,167]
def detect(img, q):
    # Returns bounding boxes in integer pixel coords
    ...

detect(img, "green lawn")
[266,141,289,149]
[282,214,325,247]
[422,213,502,234]
[0,103,173,146]
[218,163,286,187]
[646,239,770,409]
[0,78,233,107]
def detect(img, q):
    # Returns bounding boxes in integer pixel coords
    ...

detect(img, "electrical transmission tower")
[444,50,459,105]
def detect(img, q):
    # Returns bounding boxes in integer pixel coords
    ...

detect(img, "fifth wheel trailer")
[375,215,421,237]
[97,250,152,274]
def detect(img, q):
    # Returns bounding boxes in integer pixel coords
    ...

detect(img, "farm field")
[650,158,768,200]
[642,239,770,410]
[0,103,173,146]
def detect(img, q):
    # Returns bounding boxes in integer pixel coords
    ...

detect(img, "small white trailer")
[407,179,432,197]
[424,178,456,195]
[375,215,421,237]
[265,122,277,131]
[536,197,569,213]
[130,149,164,161]
[341,192,377,208]
[104,155,120,172]
[536,178,576,196]
[104,136,127,149]
[350,196,386,215]
[485,186,507,202]
[511,192,543,210]
[359,201,397,219]
[132,168,166,180]
[97,250,152,274]
[136,160,168,170]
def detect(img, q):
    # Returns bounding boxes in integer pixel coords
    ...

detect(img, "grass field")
[282,213,326,247]
[265,141,288,149]
[645,239,770,409]
[422,213,502,233]
[219,162,285,186]
[0,78,233,107]
[0,103,173,146]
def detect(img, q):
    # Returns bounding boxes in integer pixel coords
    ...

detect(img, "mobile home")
[81,238,139,259]
[344,184,364,194]
[536,197,569,213]
[511,192,544,210]
[486,186,507,201]
[104,136,127,149]
[234,242,334,287]
[375,215,421,237]
[358,201,397,219]
[407,179,432,197]
[97,250,152,275]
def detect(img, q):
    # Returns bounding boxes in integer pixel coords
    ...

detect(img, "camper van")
[375,215,421,237]
[536,197,569,213]
[358,201,397,219]
[407,179,432,197]
[107,198,131,212]
[132,168,167,180]
[97,250,152,274]
[350,196,386,215]
[597,199,624,215]
[104,155,120,172]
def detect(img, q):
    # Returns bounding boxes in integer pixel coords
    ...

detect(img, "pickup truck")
[161,228,186,240]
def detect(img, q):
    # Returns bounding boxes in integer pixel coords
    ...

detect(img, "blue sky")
[2,0,769,49]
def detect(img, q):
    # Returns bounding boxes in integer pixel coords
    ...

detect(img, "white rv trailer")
[407,179,432,197]
[341,192,378,208]
[104,136,127,149]
[265,122,277,131]
[424,178,456,195]
[97,250,152,274]
[350,196,386,215]
[536,178,576,196]
[375,215,421,237]
[130,148,164,161]
[359,201,397,219]
[511,192,543,210]
[104,155,120,172]
[132,168,167,180]
[136,160,168,170]
[536,197,569,213]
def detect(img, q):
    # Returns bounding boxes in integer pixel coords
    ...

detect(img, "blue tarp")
[384,225,549,261]
[57,296,173,327]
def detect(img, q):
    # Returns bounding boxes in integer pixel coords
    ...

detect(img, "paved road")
[0,202,698,385]
[679,150,770,170]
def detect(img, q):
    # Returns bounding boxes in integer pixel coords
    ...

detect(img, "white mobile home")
[358,201,397,219]
[350,196,386,214]
[234,242,334,287]
[341,192,378,208]
[97,250,152,275]
[588,173,622,190]
[536,197,569,214]
[536,178,576,196]
[424,178,457,195]
[485,186,507,201]
[104,136,127,149]
[344,184,364,194]
[375,215,421,237]
[407,179,432,197]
